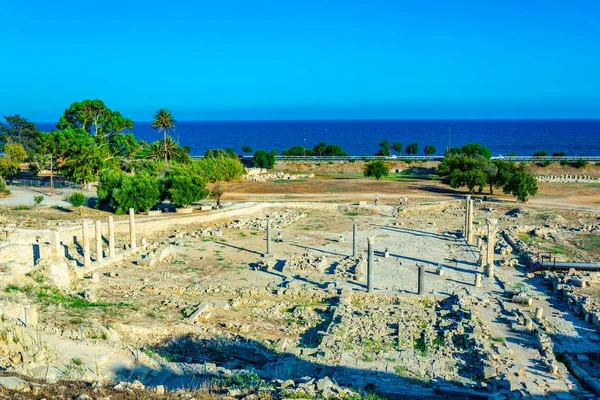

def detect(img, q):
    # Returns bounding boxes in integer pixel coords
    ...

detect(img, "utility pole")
[49,153,54,197]
[303,128,306,156]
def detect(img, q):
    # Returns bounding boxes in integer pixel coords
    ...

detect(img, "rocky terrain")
[0,199,598,399]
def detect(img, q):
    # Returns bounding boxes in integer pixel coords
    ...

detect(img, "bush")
[241,145,253,154]
[33,195,44,206]
[0,178,10,196]
[573,158,588,168]
[195,156,245,182]
[363,160,389,180]
[97,169,123,210]
[560,160,569,166]
[112,174,160,214]
[69,192,86,208]
[533,150,548,156]
[164,165,209,207]
[252,150,276,169]
[552,151,566,157]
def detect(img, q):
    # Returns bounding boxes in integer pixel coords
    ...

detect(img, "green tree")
[252,150,276,169]
[241,145,253,154]
[325,144,348,156]
[313,142,327,156]
[58,99,133,138]
[0,143,27,182]
[533,150,548,157]
[405,142,419,155]
[447,143,492,159]
[113,174,161,214]
[0,114,40,155]
[139,137,190,163]
[163,165,209,207]
[376,140,391,157]
[363,160,389,180]
[573,158,588,168]
[151,108,176,162]
[392,142,403,154]
[210,185,224,208]
[502,165,538,202]
[424,145,436,155]
[552,151,566,157]
[282,145,312,156]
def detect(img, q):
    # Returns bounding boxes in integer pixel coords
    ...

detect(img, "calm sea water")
[36,119,600,156]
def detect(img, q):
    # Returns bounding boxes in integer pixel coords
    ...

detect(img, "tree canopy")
[0,114,40,155]
[363,160,389,180]
[58,99,133,138]
[376,140,391,156]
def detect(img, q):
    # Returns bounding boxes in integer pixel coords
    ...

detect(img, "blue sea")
[36,119,600,157]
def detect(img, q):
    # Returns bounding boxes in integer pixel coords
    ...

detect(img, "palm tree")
[151,109,176,162]
[138,137,190,163]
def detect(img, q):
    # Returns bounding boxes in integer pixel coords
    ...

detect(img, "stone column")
[467,198,474,244]
[367,237,374,293]
[464,195,471,240]
[352,224,357,258]
[108,216,116,258]
[486,218,497,278]
[476,237,482,250]
[266,219,272,255]
[129,208,137,251]
[418,265,425,295]
[82,220,91,267]
[475,273,482,287]
[50,230,62,262]
[535,307,544,322]
[95,220,103,262]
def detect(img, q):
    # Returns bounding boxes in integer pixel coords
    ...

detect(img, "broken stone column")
[82,220,91,267]
[266,219,272,255]
[129,208,137,251]
[486,218,497,278]
[476,237,482,250]
[50,230,62,262]
[535,307,544,322]
[418,264,425,295]
[367,237,374,293]
[95,220,103,262]
[512,294,533,306]
[475,273,482,287]
[108,216,116,258]
[91,272,100,283]
[352,224,357,258]
[467,198,474,244]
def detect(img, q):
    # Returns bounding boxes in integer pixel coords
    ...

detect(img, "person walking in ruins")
[374,195,379,206]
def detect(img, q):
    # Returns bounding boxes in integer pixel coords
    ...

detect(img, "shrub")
[533,150,548,157]
[112,174,160,214]
[33,195,44,206]
[164,165,209,207]
[69,192,86,208]
[241,145,253,154]
[0,178,10,196]
[363,160,389,180]
[552,151,566,157]
[573,158,588,168]
[252,150,276,169]
[195,156,245,182]
[560,160,569,166]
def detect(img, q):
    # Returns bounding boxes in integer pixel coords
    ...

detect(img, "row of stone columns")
[50,208,137,268]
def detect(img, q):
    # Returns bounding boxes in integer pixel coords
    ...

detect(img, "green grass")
[274,179,307,183]
[72,358,83,366]
[345,211,359,217]
[5,284,134,310]
[490,336,505,343]
[395,365,408,375]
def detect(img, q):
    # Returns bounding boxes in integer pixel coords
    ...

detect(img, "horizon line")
[33,117,600,124]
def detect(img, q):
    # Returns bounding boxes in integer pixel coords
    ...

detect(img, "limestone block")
[49,262,71,286]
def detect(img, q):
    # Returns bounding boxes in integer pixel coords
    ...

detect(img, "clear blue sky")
[1,0,599,121]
